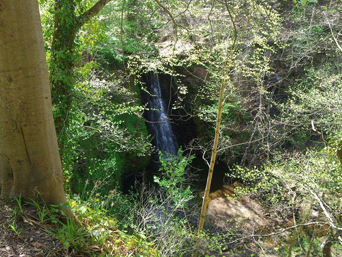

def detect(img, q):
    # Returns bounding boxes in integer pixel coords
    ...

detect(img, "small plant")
[51,217,89,252]
[12,205,23,223]
[132,149,198,256]
[29,199,50,224]
[154,149,194,210]
[9,196,24,237]
[9,220,23,236]
[14,195,23,215]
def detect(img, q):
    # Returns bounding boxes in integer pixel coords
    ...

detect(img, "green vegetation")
[8,197,158,256]
[2,0,342,256]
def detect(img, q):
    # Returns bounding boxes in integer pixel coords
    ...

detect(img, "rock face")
[203,185,268,232]
[207,195,268,232]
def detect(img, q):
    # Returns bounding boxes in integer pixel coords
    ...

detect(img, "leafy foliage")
[63,70,152,195]
[33,0,342,255]
[134,149,197,256]
[154,149,194,208]
[230,149,342,256]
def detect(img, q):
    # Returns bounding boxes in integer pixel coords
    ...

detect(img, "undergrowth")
[10,196,158,257]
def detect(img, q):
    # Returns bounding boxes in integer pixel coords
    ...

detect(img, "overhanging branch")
[76,0,112,29]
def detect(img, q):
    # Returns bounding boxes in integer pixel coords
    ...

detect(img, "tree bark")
[322,237,332,257]
[0,0,67,206]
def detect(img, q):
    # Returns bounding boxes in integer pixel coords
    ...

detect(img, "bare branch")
[306,186,342,231]
[153,0,188,33]
[328,20,342,52]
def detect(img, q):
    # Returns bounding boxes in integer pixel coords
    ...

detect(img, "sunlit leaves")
[281,64,342,138]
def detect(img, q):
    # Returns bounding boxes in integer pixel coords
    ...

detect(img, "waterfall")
[146,72,178,157]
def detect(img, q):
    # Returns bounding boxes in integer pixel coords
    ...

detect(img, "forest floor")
[0,194,289,257]
[0,199,73,257]
[0,196,275,257]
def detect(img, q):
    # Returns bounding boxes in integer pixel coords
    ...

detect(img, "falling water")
[146,72,178,157]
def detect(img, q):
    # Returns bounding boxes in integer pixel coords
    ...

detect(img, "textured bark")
[0,0,67,205]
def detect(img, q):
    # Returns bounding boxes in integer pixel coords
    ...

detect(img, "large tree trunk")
[0,0,67,206]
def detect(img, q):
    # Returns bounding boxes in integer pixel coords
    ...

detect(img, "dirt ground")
[0,199,73,257]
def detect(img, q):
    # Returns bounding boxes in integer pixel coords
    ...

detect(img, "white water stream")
[146,73,178,157]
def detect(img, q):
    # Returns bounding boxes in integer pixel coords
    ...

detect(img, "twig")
[327,20,342,52]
